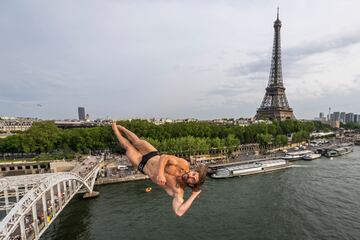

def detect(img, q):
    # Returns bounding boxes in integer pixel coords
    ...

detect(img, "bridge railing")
[0,163,100,240]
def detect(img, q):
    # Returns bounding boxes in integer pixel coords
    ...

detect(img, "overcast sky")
[1,0,360,120]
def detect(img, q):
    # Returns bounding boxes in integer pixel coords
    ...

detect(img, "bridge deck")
[0,155,102,240]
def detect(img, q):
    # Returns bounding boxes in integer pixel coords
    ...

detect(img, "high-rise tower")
[255,8,294,120]
[78,107,86,121]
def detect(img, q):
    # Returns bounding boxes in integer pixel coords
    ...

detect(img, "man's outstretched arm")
[172,191,201,217]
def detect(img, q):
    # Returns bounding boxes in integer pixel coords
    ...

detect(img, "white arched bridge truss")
[0,157,101,240]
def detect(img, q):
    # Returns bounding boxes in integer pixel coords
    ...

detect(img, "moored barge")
[210,159,290,179]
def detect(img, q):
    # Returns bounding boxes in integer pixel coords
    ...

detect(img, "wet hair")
[189,165,208,192]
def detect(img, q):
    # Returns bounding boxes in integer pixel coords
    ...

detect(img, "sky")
[1,0,360,120]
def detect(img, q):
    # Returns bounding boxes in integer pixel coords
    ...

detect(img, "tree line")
[0,122,118,159]
[0,119,331,159]
[340,122,360,130]
[119,119,328,152]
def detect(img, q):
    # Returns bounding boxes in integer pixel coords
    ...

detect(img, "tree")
[292,130,310,143]
[23,121,62,153]
[225,134,240,153]
[274,134,288,146]
[256,133,272,146]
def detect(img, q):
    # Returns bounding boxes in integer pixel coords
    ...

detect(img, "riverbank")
[95,174,149,185]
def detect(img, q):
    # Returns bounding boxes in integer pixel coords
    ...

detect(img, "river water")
[42,147,360,240]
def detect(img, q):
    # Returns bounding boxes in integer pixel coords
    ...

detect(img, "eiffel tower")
[255,8,294,120]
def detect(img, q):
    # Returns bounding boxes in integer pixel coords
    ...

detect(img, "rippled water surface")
[42,147,360,240]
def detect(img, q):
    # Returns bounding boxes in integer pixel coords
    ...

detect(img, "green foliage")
[274,134,288,146]
[0,135,23,153]
[340,122,360,129]
[225,134,240,152]
[256,133,272,146]
[23,121,62,153]
[0,119,330,158]
[0,122,117,158]
[292,130,310,143]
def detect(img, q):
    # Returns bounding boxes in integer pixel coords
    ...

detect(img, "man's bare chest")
[165,164,185,177]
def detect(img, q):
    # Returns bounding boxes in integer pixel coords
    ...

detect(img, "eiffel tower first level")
[255,8,294,121]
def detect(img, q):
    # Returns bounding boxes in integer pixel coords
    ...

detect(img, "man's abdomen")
[143,156,160,182]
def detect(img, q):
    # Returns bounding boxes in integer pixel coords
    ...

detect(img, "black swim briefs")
[137,151,159,174]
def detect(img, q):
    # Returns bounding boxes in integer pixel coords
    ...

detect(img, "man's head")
[181,165,208,192]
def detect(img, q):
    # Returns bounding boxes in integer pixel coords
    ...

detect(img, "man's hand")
[191,190,201,198]
[157,174,166,185]
[172,189,202,216]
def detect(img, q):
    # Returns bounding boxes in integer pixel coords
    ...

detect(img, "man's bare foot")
[112,122,120,134]
[117,125,126,132]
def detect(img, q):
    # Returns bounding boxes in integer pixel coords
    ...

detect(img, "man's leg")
[116,125,141,143]
[117,125,157,155]
[124,147,142,169]
[112,123,142,168]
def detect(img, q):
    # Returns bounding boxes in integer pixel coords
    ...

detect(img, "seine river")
[42,147,360,240]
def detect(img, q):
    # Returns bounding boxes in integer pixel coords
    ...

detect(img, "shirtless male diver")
[112,123,207,217]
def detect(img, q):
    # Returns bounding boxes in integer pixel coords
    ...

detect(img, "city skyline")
[1,1,360,120]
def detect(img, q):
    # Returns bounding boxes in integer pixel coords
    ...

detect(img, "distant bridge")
[0,156,102,240]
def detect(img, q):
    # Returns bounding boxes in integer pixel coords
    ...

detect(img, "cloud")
[173,64,218,73]
[227,59,269,77]
[0,60,74,103]
[228,31,360,77]
[286,32,360,59]
[208,78,263,96]
[1,1,360,119]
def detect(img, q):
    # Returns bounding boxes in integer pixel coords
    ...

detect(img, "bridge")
[0,156,102,240]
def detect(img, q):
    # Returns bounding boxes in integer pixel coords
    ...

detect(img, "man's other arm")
[156,155,172,185]
[172,191,201,217]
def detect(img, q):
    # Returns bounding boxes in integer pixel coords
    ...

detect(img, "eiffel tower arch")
[255,8,295,121]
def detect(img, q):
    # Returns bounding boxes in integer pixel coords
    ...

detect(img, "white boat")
[210,160,289,179]
[281,150,313,161]
[302,153,322,160]
[325,146,353,157]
